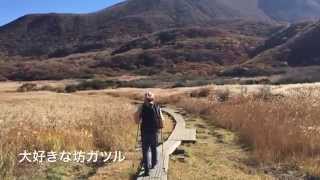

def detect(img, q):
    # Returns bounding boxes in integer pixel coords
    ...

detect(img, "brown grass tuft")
[160,87,320,176]
[0,93,136,178]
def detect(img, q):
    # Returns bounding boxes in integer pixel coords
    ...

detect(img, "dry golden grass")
[0,91,137,179]
[0,80,77,93]
[3,80,320,178]
[0,81,176,179]
[162,88,320,176]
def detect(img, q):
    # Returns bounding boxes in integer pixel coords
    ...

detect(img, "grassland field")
[1,81,320,179]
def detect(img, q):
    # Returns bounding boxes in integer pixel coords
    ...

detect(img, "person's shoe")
[151,161,158,169]
[143,170,149,176]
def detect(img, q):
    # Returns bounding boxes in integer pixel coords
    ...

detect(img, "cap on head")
[145,91,155,102]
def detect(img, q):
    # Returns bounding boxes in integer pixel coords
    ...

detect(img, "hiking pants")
[141,132,158,172]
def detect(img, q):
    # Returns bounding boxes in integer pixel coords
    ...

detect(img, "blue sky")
[0,0,124,26]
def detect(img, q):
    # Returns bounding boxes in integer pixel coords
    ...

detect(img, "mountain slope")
[0,0,274,58]
[0,26,266,81]
[259,0,320,22]
[2,0,320,58]
[248,21,320,67]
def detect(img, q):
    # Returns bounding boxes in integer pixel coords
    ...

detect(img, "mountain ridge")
[0,0,284,57]
[1,0,320,58]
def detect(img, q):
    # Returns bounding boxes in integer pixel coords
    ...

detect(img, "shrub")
[65,85,78,93]
[158,31,176,43]
[119,79,159,88]
[77,80,108,90]
[39,85,65,93]
[190,88,211,98]
[0,75,7,81]
[214,89,230,102]
[65,80,119,93]
[17,83,38,92]
[172,80,186,88]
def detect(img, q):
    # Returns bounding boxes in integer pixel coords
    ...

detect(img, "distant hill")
[0,0,292,58]
[0,26,268,81]
[1,0,320,58]
[248,21,320,67]
[214,20,320,84]
[259,0,320,22]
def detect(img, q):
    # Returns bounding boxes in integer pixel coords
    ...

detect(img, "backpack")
[141,103,163,131]
[153,103,163,129]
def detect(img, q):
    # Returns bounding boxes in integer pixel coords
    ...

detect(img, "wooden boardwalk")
[136,107,196,180]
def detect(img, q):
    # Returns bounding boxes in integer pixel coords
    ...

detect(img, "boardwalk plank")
[170,129,197,142]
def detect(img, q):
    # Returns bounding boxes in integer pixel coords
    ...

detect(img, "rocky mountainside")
[214,20,320,84]
[248,21,320,67]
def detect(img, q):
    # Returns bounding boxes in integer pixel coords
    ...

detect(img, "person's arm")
[134,105,142,124]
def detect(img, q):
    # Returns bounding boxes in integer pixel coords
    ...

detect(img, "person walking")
[134,91,164,176]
